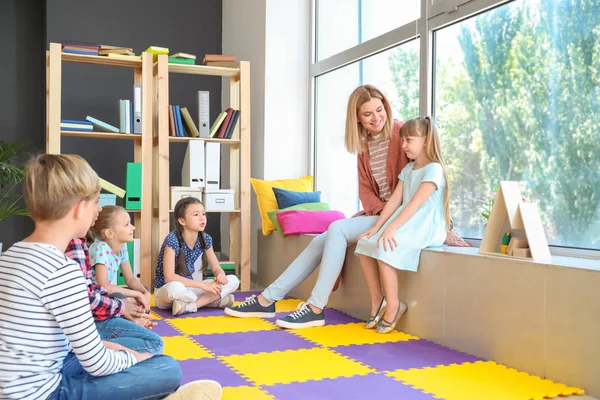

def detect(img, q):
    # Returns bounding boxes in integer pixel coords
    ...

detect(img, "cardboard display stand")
[479,181,551,262]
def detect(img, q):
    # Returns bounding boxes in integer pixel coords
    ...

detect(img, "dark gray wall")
[0,0,223,250]
[0,0,46,249]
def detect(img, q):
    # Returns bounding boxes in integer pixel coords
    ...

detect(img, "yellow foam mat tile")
[168,315,279,335]
[222,386,274,400]
[150,295,156,307]
[220,347,375,386]
[231,298,302,313]
[292,322,418,347]
[274,298,303,312]
[388,361,584,400]
[162,336,213,361]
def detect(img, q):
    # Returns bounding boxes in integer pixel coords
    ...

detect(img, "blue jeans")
[49,352,182,400]
[262,216,379,309]
[95,317,165,355]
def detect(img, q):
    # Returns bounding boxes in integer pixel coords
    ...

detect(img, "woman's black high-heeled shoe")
[365,297,387,329]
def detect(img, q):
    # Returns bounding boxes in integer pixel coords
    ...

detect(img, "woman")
[225,85,469,329]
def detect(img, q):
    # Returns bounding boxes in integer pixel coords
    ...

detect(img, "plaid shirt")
[65,238,124,321]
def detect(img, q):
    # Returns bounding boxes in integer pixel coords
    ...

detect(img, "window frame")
[309,0,600,257]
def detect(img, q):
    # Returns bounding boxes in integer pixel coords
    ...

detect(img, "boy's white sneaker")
[164,380,222,400]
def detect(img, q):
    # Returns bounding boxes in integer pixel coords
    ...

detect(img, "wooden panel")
[61,131,141,140]
[59,51,142,68]
[239,61,251,290]
[229,74,241,284]
[168,63,240,77]
[157,55,171,263]
[138,52,154,288]
[169,137,240,145]
[47,43,62,154]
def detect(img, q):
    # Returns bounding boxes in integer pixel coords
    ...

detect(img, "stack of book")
[60,119,92,132]
[169,52,196,65]
[168,105,200,137]
[61,41,99,56]
[143,46,169,62]
[203,54,237,68]
[100,45,137,61]
[209,108,240,139]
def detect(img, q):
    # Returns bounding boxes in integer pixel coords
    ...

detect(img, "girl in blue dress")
[355,116,451,334]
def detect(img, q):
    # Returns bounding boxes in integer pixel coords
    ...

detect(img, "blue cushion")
[272,187,321,209]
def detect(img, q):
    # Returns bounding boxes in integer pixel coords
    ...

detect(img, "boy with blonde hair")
[0,154,221,400]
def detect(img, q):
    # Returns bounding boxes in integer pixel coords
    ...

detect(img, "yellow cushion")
[251,176,314,235]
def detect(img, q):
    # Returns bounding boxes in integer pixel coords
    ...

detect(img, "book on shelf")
[85,116,119,133]
[107,53,139,61]
[99,178,126,198]
[99,45,134,56]
[209,112,227,138]
[61,41,99,56]
[168,105,176,137]
[215,108,234,139]
[60,119,93,132]
[172,52,196,60]
[224,110,240,139]
[180,107,200,138]
[205,61,238,68]
[174,105,185,137]
[143,45,169,61]
[168,57,195,65]
[202,54,235,64]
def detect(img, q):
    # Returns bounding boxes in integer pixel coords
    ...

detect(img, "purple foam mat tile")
[152,320,182,337]
[232,290,261,302]
[335,339,482,371]
[265,373,437,400]
[179,358,250,387]
[191,329,315,357]
[274,308,361,326]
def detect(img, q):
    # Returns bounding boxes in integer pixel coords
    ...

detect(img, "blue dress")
[354,162,447,271]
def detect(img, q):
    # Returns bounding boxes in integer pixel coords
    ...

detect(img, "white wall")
[222,0,310,275]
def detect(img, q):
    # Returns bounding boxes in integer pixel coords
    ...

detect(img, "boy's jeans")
[95,317,165,354]
[49,352,182,400]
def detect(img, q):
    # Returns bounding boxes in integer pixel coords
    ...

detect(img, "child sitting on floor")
[88,205,151,311]
[0,153,223,399]
[154,197,240,316]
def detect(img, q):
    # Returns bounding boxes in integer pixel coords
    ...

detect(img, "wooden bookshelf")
[46,42,154,288]
[168,136,241,145]
[153,55,251,290]
[61,131,142,140]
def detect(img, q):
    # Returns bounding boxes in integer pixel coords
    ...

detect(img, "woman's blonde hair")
[345,85,394,154]
[24,154,100,221]
[86,205,127,244]
[400,117,451,230]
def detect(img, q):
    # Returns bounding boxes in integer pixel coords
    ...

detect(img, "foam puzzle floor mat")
[150,291,584,400]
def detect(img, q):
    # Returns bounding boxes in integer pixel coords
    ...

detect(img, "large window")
[313,0,600,251]
[316,0,420,61]
[315,41,420,217]
[434,0,600,248]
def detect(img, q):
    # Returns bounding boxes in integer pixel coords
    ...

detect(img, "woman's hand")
[358,227,379,240]
[377,226,398,252]
[215,274,228,285]
[201,281,222,297]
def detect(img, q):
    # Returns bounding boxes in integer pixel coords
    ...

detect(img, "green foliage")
[0,141,28,224]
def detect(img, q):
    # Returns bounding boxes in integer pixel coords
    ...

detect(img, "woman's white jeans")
[154,275,240,309]
[262,215,379,309]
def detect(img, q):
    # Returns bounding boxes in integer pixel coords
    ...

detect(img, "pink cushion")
[276,210,346,235]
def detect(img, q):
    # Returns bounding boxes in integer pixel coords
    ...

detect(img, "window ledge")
[424,246,600,272]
